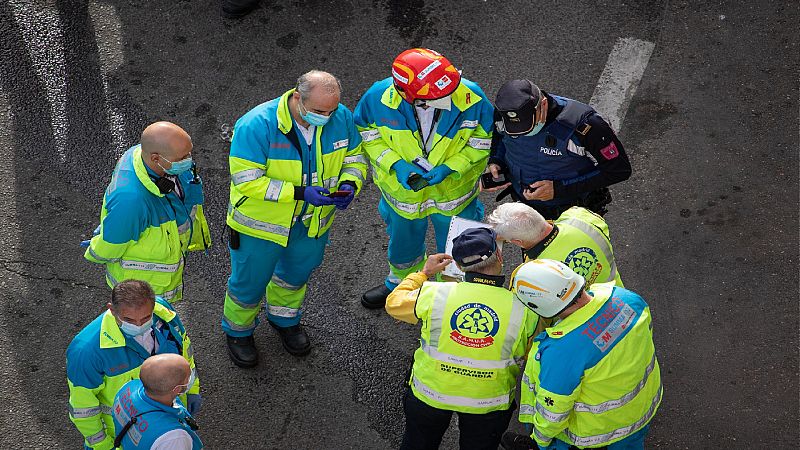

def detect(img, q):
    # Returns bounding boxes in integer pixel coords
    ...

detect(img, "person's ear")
[510,239,525,248]
[107,302,113,312]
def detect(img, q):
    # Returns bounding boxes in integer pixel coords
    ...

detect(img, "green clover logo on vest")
[449,303,500,348]
[565,246,602,284]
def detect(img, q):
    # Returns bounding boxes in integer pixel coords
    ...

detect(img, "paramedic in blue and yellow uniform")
[66,280,200,450]
[83,122,211,303]
[222,70,366,367]
[355,48,495,309]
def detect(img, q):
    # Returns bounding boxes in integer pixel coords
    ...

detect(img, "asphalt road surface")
[0,0,798,448]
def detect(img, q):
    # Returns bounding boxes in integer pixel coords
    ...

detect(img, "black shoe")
[225,334,259,368]
[270,323,311,356]
[361,284,391,309]
[221,0,260,18]
[500,432,535,450]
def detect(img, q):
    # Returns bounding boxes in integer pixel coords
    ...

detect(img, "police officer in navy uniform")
[484,79,632,220]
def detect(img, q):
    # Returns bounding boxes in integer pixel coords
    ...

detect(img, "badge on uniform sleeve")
[600,142,620,160]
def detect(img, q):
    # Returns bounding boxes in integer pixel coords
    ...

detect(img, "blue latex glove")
[304,186,336,207]
[186,394,202,415]
[392,160,427,190]
[332,184,355,210]
[80,225,101,248]
[422,165,454,186]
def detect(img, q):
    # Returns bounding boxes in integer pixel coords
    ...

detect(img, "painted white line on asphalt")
[9,3,68,161]
[88,3,128,157]
[589,37,655,131]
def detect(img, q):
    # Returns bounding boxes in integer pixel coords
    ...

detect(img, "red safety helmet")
[391,48,461,103]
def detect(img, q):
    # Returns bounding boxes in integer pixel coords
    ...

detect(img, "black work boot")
[221,0,260,18]
[226,334,259,368]
[270,322,311,356]
[361,284,392,309]
[500,432,535,450]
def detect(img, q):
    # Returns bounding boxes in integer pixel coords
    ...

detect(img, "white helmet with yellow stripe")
[510,259,585,318]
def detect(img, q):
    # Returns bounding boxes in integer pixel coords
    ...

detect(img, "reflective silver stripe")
[375,148,393,166]
[222,316,256,332]
[426,284,455,348]
[559,217,618,282]
[421,345,516,369]
[268,305,299,318]
[68,405,101,419]
[119,258,181,273]
[519,404,536,416]
[226,291,261,310]
[87,247,118,263]
[574,353,657,414]
[340,167,365,182]
[467,137,491,150]
[271,275,303,291]
[536,401,570,423]
[360,129,381,142]
[265,179,284,201]
[177,219,191,234]
[232,168,265,185]
[387,271,402,285]
[186,342,194,359]
[393,254,425,270]
[160,284,182,300]
[565,383,662,447]
[532,426,552,445]
[106,270,119,286]
[322,176,339,190]
[522,373,536,392]
[500,298,525,360]
[413,376,510,408]
[86,430,107,445]
[318,209,335,230]
[100,404,113,415]
[343,155,368,165]
[229,205,290,237]
[417,184,479,214]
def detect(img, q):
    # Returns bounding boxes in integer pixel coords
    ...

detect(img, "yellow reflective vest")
[410,274,538,414]
[525,207,622,287]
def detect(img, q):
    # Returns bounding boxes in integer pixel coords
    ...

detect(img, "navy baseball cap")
[494,79,542,136]
[452,228,497,267]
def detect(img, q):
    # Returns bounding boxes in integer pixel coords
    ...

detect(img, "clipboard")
[442,216,493,280]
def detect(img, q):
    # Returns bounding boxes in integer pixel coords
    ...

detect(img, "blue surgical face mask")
[526,121,545,136]
[299,100,332,127]
[159,155,193,175]
[119,317,153,337]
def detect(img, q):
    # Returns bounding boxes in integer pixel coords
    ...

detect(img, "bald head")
[296,70,342,101]
[140,354,190,397]
[140,122,192,173]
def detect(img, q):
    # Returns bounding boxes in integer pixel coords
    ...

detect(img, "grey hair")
[457,241,503,272]
[486,203,548,242]
[296,70,342,101]
[111,280,155,313]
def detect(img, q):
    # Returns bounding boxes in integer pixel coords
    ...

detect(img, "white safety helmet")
[510,259,586,318]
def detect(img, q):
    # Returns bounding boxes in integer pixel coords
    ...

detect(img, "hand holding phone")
[327,190,352,198]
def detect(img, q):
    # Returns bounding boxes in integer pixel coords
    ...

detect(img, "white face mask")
[176,370,197,395]
[417,95,452,110]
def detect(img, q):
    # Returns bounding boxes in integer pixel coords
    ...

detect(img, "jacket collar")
[380,81,482,112]
[525,225,559,260]
[100,301,177,349]
[544,293,604,338]
[132,145,165,198]
[276,88,297,135]
[464,272,505,287]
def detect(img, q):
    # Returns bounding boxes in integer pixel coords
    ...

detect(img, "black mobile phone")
[327,190,351,198]
[480,172,507,189]
[408,173,429,191]
[229,226,240,250]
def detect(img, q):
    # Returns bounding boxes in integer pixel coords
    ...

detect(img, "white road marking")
[88,2,128,157]
[9,2,68,161]
[589,37,655,131]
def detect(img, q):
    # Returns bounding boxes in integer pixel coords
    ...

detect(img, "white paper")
[442,216,493,280]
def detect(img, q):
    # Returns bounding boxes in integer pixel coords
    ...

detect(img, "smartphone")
[327,190,351,198]
[408,173,429,191]
[480,172,507,189]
